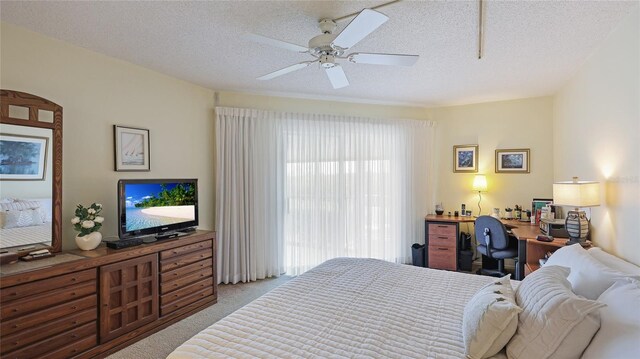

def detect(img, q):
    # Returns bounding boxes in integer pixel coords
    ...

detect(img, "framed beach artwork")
[114,125,150,171]
[495,148,530,173]
[453,145,478,173]
[0,133,48,180]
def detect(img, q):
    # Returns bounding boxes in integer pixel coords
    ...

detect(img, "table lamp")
[472,174,487,215]
[552,177,600,246]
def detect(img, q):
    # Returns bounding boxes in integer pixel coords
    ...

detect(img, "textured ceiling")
[0,1,636,106]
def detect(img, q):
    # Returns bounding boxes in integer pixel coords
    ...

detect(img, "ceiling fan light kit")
[248,7,419,89]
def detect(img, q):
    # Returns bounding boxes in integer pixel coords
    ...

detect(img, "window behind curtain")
[283,117,421,275]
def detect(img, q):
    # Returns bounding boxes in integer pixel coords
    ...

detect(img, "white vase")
[76,231,102,251]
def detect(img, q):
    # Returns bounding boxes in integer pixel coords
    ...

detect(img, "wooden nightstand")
[424,215,475,271]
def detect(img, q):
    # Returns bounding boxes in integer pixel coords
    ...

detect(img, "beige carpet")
[106,275,292,359]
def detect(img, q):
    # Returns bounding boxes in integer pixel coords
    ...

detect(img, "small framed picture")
[0,133,48,180]
[496,149,530,173]
[114,125,150,171]
[453,145,478,173]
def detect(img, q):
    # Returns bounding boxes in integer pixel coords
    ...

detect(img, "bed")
[168,258,505,358]
[169,247,640,359]
[0,198,52,249]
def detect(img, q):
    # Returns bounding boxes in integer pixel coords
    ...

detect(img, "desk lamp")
[472,175,488,215]
[552,177,600,246]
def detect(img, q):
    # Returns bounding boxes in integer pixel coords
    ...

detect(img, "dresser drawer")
[0,269,96,303]
[428,233,456,247]
[161,277,214,307]
[160,286,214,317]
[160,248,213,272]
[160,240,212,261]
[0,308,96,354]
[160,258,213,283]
[3,321,95,359]
[428,223,457,237]
[160,266,213,294]
[41,334,97,359]
[1,295,97,337]
[428,246,457,271]
[1,281,96,321]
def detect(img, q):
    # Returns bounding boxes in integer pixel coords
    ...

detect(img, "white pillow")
[507,265,604,359]
[582,278,640,359]
[545,244,637,300]
[462,275,522,359]
[0,200,41,211]
[588,247,640,276]
[0,209,44,229]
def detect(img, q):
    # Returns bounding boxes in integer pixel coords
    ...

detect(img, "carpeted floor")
[106,275,292,359]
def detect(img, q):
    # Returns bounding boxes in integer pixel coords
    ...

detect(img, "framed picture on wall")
[453,145,478,173]
[0,133,48,180]
[114,125,150,171]
[495,148,530,173]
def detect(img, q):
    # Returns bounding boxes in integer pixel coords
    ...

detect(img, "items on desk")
[514,205,522,220]
[435,203,444,215]
[504,207,513,219]
[461,204,466,216]
[536,235,554,242]
[540,218,570,238]
[454,211,459,217]
[491,208,500,219]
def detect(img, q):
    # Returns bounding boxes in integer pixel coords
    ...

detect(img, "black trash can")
[411,243,426,267]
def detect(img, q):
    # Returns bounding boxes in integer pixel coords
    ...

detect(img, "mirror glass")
[0,123,53,249]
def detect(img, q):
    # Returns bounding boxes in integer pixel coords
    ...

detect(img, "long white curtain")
[216,108,284,284]
[216,107,435,282]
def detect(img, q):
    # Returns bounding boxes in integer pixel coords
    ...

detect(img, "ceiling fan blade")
[325,65,349,89]
[245,33,308,53]
[257,61,314,80]
[331,9,388,50]
[348,52,419,66]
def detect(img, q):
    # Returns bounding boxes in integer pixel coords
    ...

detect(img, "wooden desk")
[502,220,568,280]
[424,215,475,271]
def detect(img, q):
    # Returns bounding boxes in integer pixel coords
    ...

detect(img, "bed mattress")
[168,258,503,359]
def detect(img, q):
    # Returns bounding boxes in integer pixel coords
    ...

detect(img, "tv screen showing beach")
[124,182,196,232]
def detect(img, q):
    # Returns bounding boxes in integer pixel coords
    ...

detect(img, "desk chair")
[475,216,518,277]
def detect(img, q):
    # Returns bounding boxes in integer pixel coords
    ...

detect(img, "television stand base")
[155,232,180,240]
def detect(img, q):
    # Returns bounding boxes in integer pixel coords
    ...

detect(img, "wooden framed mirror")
[0,90,62,253]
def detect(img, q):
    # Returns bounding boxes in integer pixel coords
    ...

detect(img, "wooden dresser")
[0,230,216,359]
[424,215,475,271]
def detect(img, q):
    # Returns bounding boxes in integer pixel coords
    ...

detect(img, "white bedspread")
[0,222,51,249]
[169,258,507,358]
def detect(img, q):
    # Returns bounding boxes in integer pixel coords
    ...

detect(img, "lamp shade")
[472,175,487,192]
[553,179,600,207]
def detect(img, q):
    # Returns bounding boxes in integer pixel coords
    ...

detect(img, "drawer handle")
[72,320,78,325]
[71,278,77,282]
[438,236,448,239]
[12,309,18,313]
[437,225,449,228]
[9,292,17,297]
[438,247,449,251]
[12,325,18,329]
[72,306,77,310]
[71,292,77,296]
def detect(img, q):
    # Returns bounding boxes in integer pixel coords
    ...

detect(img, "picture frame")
[0,133,48,180]
[453,145,478,173]
[114,125,150,171]
[495,148,530,173]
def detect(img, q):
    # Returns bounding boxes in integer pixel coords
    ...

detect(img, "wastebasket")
[411,243,426,267]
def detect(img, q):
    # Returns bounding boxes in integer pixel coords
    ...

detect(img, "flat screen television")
[118,179,198,239]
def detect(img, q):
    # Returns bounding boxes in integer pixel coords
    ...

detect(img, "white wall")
[553,9,640,265]
[1,23,216,249]
[428,97,555,219]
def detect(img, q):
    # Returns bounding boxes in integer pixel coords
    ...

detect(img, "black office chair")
[475,216,518,277]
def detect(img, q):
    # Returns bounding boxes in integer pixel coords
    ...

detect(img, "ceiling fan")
[247,8,419,89]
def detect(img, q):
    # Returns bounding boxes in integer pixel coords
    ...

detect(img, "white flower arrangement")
[72,203,103,237]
